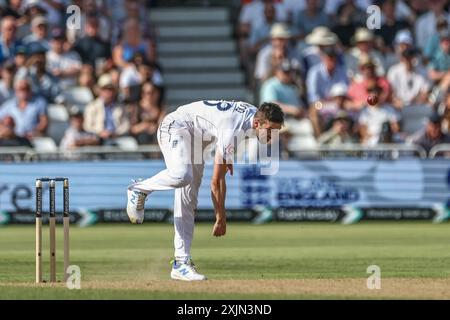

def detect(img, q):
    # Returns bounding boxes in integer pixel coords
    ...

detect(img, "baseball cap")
[394,30,413,46]
[51,27,66,40]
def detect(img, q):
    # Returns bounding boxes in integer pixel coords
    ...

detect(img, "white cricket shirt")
[167,100,258,162]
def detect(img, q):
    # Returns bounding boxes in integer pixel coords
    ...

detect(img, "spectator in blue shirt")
[22,16,50,52]
[0,78,48,138]
[15,42,61,103]
[0,60,15,105]
[423,16,448,61]
[428,28,450,95]
[0,16,21,64]
[260,59,304,118]
[299,27,343,75]
[248,2,277,56]
[294,0,329,39]
[306,46,349,136]
[259,58,310,156]
[306,47,348,105]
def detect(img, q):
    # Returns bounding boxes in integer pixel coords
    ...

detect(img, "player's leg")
[134,128,194,192]
[171,163,207,281]
[126,121,193,223]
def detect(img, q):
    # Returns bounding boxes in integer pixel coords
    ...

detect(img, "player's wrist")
[215,214,226,223]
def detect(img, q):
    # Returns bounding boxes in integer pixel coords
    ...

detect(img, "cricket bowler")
[126,100,284,281]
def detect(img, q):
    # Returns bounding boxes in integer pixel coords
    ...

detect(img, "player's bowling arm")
[211,157,227,220]
[211,153,229,237]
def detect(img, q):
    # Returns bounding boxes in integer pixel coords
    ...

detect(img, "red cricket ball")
[367,94,379,106]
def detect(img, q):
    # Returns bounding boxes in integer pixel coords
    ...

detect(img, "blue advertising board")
[0,159,449,225]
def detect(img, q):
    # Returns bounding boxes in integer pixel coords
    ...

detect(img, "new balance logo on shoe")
[179,268,189,276]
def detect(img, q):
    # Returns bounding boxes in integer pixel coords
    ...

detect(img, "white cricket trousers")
[132,117,204,260]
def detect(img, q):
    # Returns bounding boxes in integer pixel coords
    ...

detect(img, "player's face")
[255,119,282,144]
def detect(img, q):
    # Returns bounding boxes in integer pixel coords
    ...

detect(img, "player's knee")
[172,170,193,187]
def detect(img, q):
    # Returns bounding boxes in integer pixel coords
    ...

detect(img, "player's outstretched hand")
[226,164,233,176]
[213,219,226,237]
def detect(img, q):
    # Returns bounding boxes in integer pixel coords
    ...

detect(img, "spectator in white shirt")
[384,29,414,70]
[358,84,400,146]
[345,28,386,80]
[60,108,100,150]
[46,28,82,89]
[254,23,300,83]
[119,51,142,103]
[387,48,431,109]
[119,52,164,103]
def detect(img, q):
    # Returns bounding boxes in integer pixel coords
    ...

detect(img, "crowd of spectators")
[239,0,450,155]
[0,0,165,151]
[1,0,450,158]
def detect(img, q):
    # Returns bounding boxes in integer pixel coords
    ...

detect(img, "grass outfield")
[0,222,450,299]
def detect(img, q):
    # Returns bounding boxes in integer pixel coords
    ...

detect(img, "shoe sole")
[126,205,142,224]
[170,271,207,281]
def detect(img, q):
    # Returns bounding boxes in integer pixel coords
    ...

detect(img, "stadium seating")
[113,136,139,151]
[47,104,70,144]
[150,7,248,108]
[60,87,94,111]
[401,104,434,135]
[31,137,58,153]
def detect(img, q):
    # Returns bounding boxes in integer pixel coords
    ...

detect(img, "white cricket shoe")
[170,257,207,281]
[126,185,147,224]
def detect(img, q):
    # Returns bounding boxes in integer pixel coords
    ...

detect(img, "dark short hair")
[256,102,284,124]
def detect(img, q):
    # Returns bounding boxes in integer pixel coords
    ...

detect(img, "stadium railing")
[0,143,440,162]
[0,146,35,162]
[287,143,428,160]
[0,145,161,162]
[429,144,450,158]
